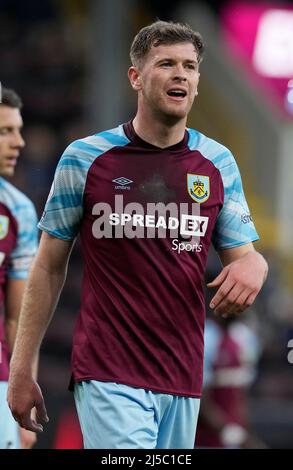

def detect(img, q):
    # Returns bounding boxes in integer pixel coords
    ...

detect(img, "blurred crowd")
[1,0,292,448]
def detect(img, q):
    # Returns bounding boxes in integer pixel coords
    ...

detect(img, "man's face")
[131,42,200,122]
[0,105,24,177]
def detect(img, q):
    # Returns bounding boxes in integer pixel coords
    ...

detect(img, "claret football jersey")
[0,177,38,380]
[39,121,259,397]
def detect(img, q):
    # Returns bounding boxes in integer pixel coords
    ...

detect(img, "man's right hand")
[19,427,37,449]
[7,374,49,433]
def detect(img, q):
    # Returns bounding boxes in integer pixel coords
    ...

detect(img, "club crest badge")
[0,215,9,240]
[187,174,210,203]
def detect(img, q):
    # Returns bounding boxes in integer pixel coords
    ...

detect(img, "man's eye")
[161,62,172,67]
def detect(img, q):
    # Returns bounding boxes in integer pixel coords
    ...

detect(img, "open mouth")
[167,89,187,98]
[6,157,18,166]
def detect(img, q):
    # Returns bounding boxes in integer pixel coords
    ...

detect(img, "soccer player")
[0,87,38,449]
[196,314,266,448]
[7,21,268,449]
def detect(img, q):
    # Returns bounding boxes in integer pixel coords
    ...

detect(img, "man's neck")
[132,112,187,149]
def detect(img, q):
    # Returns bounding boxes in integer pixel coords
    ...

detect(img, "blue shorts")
[0,381,20,449]
[74,380,200,449]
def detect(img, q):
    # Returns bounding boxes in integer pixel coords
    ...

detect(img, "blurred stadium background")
[1,0,293,448]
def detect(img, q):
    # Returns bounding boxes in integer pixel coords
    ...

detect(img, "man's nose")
[12,131,25,148]
[173,65,187,81]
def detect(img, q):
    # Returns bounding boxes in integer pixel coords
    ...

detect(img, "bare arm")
[8,232,74,432]
[5,279,26,350]
[5,279,39,379]
[5,279,38,379]
[5,278,39,448]
[208,243,268,316]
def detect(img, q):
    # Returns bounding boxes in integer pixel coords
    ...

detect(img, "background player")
[8,21,268,448]
[196,313,267,448]
[0,87,38,449]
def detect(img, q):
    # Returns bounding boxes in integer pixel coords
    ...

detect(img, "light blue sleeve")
[38,141,93,240]
[8,200,38,280]
[187,129,259,250]
[211,152,259,250]
[38,128,130,240]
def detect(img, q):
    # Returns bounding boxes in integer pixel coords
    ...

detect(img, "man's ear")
[128,66,142,91]
[195,73,200,96]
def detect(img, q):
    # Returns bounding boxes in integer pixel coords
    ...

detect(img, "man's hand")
[7,374,49,433]
[19,406,38,448]
[19,427,37,449]
[208,250,268,316]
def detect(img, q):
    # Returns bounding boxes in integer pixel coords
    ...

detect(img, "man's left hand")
[208,251,268,316]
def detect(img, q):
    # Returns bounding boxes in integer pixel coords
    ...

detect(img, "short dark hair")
[130,20,205,68]
[0,87,23,109]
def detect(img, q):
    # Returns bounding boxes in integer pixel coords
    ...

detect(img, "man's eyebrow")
[156,58,198,64]
[156,57,174,63]
[184,59,199,65]
[0,124,23,130]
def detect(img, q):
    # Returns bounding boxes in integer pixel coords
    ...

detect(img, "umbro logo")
[112,177,133,186]
[112,177,133,190]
